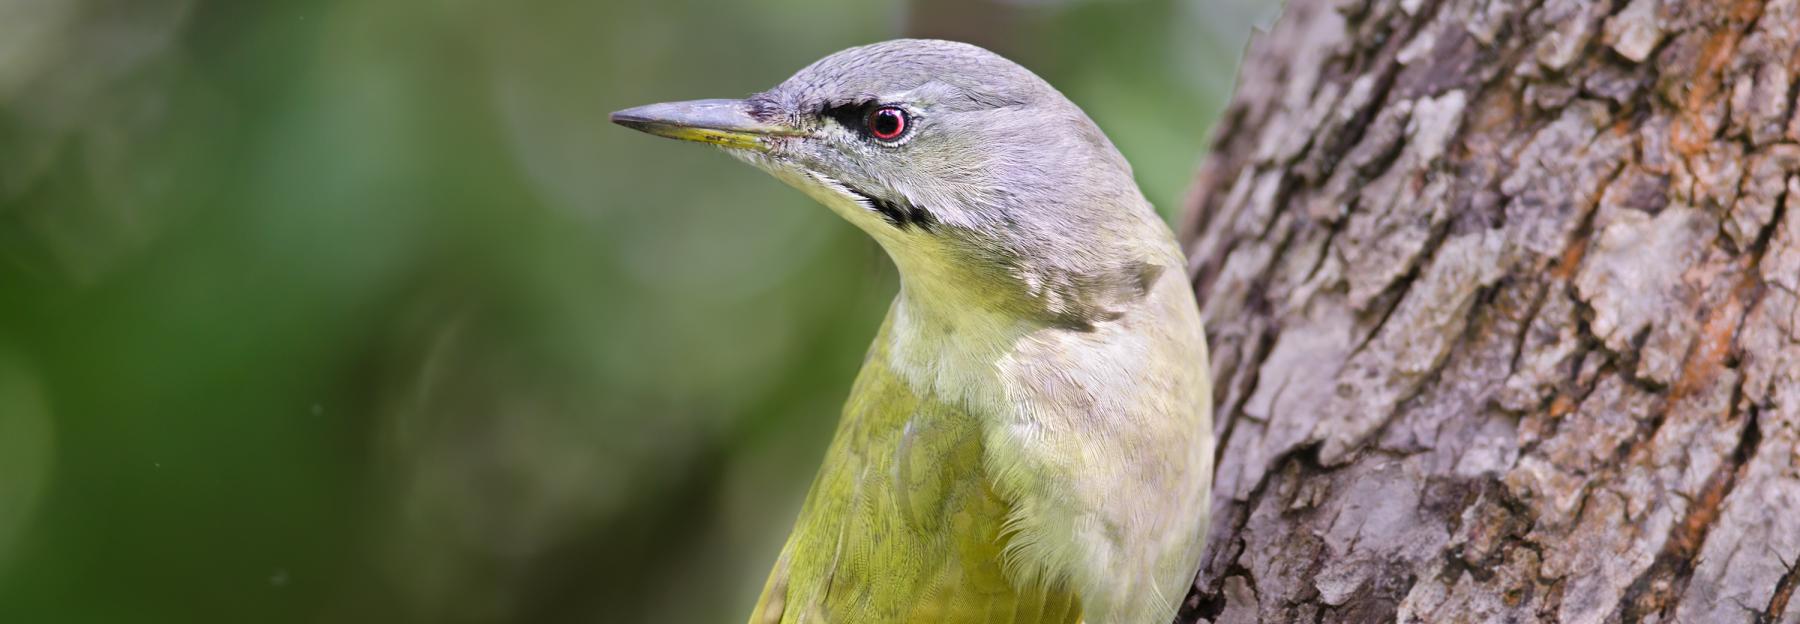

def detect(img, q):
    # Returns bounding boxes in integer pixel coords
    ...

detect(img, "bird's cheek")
[767,137,829,163]
[779,146,838,173]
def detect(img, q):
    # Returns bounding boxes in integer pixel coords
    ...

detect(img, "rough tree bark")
[1174,0,1800,622]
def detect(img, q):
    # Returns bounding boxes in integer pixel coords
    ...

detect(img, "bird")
[612,39,1212,624]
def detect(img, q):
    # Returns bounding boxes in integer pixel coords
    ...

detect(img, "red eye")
[867,106,907,141]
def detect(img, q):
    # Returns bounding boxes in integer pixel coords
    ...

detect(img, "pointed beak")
[610,99,801,151]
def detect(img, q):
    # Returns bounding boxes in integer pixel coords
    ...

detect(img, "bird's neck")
[868,204,1183,405]
[881,278,1035,412]
[876,243,1146,410]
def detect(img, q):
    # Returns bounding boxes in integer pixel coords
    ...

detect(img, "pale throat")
[763,158,1068,405]
[880,240,1046,411]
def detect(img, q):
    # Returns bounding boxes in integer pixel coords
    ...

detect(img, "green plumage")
[750,316,1082,624]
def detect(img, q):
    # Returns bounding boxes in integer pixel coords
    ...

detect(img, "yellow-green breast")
[749,317,1082,624]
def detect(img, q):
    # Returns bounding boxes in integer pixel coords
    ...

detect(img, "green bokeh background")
[0,0,1276,621]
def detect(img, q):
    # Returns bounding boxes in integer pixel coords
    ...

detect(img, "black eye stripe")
[820,102,909,143]
[822,102,868,131]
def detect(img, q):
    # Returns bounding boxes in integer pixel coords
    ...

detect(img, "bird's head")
[613,39,1172,329]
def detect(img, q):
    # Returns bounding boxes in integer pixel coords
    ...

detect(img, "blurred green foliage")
[0,0,1275,621]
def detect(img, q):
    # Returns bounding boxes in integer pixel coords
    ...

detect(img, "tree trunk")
[1175,0,1800,622]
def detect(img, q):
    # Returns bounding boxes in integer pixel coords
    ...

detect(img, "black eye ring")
[866,106,908,142]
